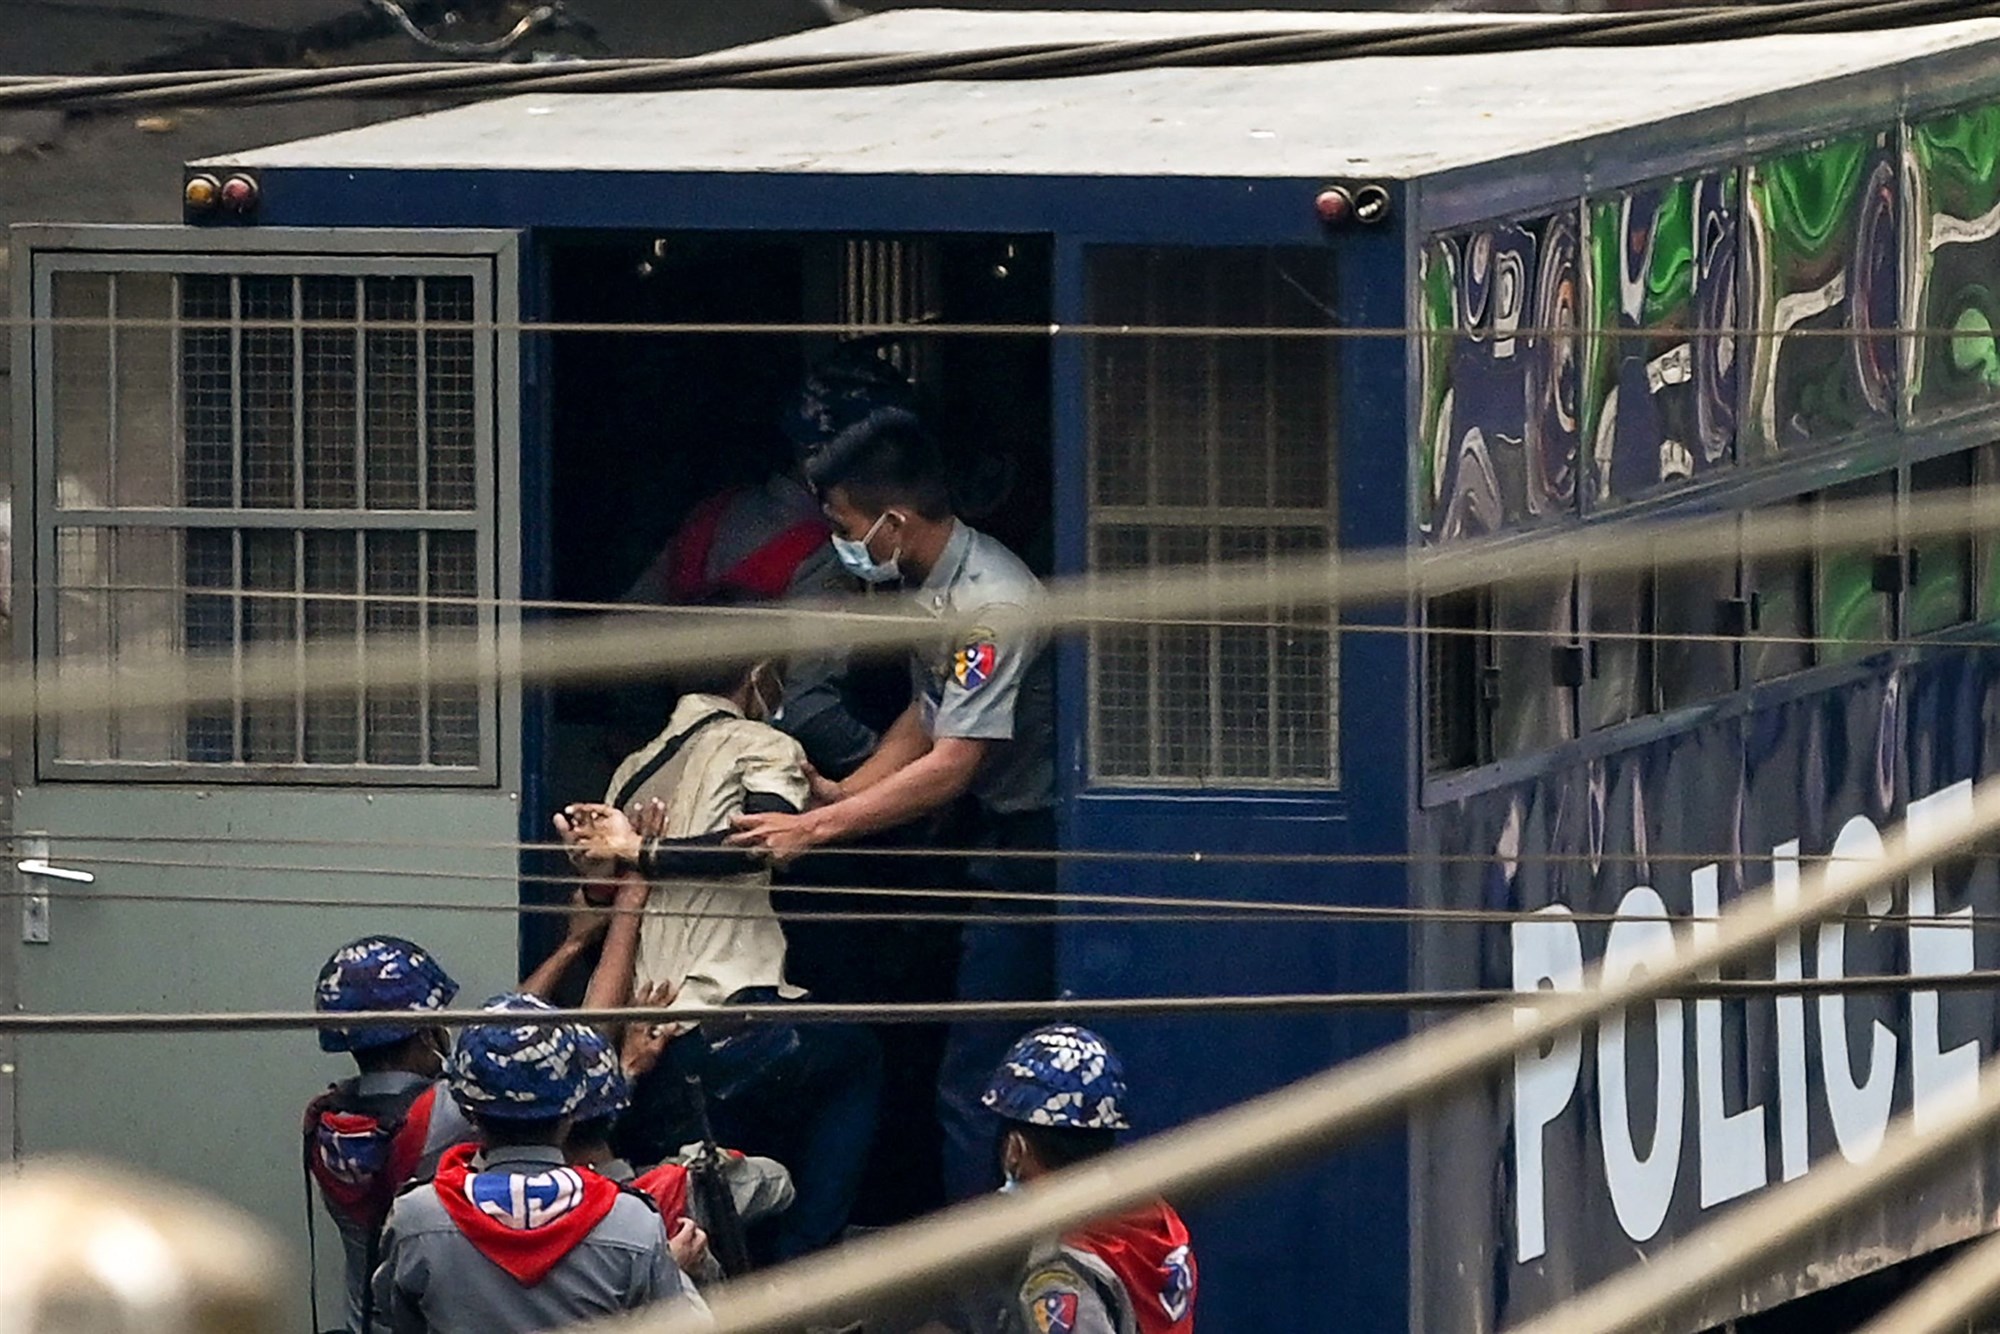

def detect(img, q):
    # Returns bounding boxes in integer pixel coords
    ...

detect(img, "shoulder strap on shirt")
[611,710,735,812]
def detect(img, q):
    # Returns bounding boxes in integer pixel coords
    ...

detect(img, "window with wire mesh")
[41,268,489,778]
[1085,247,1338,786]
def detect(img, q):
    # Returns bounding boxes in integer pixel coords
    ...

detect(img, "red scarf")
[632,1163,691,1226]
[1069,1202,1198,1334]
[432,1144,621,1285]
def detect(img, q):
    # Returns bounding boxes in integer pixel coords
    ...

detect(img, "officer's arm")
[827,699,933,797]
[803,736,986,842]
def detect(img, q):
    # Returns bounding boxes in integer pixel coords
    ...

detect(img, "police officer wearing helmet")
[371,995,697,1334]
[727,402,1056,1203]
[985,1026,1196,1334]
[306,936,472,1334]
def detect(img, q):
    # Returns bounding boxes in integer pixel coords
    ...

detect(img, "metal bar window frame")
[1082,244,1341,791]
[25,243,510,787]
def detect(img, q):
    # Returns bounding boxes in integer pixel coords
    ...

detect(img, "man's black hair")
[670,653,772,707]
[474,1114,570,1148]
[1014,1121,1118,1172]
[805,407,953,522]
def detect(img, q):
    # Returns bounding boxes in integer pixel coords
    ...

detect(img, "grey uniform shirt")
[372,1145,690,1334]
[929,1241,1131,1334]
[320,1073,474,1334]
[909,521,1054,815]
[1013,1246,1135,1334]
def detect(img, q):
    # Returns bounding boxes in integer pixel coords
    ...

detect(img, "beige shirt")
[604,693,810,1009]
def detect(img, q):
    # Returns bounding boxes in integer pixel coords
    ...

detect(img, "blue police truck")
[14,9,2000,1331]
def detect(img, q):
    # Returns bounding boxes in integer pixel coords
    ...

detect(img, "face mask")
[747,667,783,724]
[831,511,902,585]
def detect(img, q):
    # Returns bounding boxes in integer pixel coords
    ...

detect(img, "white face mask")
[830,511,902,585]
[747,668,782,724]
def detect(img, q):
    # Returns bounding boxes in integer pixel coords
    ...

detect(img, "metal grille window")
[1086,247,1338,786]
[35,261,497,782]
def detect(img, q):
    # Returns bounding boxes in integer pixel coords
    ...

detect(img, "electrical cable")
[18,827,1988,866]
[36,572,1994,655]
[11,880,2000,932]
[8,969,2000,1036]
[6,486,1990,727]
[0,0,1993,113]
[14,316,2000,338]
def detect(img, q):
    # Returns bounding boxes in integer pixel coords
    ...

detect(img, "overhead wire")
[14,878,2000,932]
[10,825,1996,868]
[13,317,2000,337]
[10,486,1994,726]
[33,572,1990,655]
[8,828,1988,866]
[12,968,2000,1035]
[0,0,1993,112]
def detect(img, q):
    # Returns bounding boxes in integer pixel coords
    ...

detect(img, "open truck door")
[7,225,526,1323]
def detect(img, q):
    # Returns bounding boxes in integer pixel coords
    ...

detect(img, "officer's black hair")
[474,1113,571,1148]
[1012,1121,1118,1172]
[805,407,952,522]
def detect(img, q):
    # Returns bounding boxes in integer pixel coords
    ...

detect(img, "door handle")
[15,837,92,945]
[16,860,94,884]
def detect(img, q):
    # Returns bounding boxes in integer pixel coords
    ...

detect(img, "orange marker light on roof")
[183,174,221,214]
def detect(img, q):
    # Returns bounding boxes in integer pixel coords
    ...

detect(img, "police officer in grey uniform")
[728,405,1056,1202]
[371,995,700,1334]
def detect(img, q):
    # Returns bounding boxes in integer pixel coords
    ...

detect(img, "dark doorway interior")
[537,229,1054,1226]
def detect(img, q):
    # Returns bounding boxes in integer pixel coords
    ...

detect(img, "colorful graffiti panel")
[1417,213,1582,544]
[1908,101,2000,419]
[1581,172,1739,506]
[1742,130,1900,456]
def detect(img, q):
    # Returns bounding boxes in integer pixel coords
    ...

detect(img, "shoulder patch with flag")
[1031,1288,1079,1334]
[954,628,999,692]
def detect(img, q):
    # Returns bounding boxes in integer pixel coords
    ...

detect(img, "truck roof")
[212,9,2000,181]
